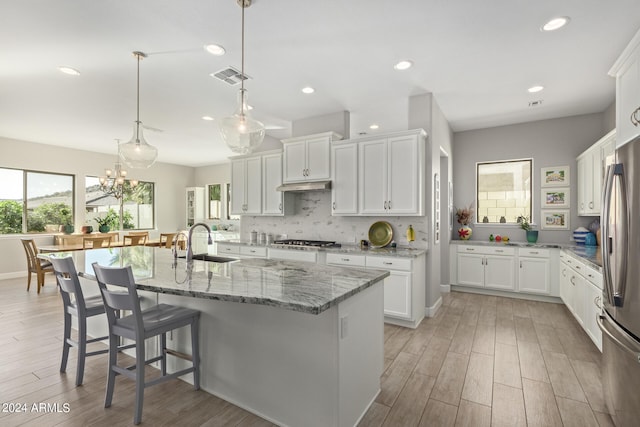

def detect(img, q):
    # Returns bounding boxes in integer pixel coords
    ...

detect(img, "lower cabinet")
[456,246,516,290]
[518,248,551,294]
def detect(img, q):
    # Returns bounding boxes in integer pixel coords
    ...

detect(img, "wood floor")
[1,275,614,426]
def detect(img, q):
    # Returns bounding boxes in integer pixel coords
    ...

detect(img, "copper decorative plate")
[368,221,393,248]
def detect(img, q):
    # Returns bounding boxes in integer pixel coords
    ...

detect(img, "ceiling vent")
[211,66,251,86]
[528,100,544,107]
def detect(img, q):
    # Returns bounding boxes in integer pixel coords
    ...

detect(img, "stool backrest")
[20,239,38,272]
[92,263,143,333]
[123,234,147,246]
[49,256,87,314]
[83,236,112,249]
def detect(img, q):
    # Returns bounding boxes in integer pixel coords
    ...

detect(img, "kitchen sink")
[177,254,237,263]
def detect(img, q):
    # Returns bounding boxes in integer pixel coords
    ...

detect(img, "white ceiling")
[1,0,639,167]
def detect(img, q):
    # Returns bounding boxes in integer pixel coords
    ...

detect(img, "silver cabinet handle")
[383,201,388,209]
[466,248,475,251]
[562,268,566,277]
[530,251,539,254]
[575,265,581,270]
[570,276,576,285]
[388,200,391,210]
[630,107,639,127]
[520,261,522,268]
[589,201,594,209]
[279,203,282,211]
[383,262,393,265]
[332,202,336,210]
[341,258,350,262]
[495,249,504,253]
[594,296,602,309]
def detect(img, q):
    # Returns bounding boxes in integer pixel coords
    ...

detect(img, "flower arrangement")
[455,204,474,226]
[517,214,532,231]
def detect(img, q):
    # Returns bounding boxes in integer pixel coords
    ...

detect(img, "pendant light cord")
[132,51,146,143]
[240,2,246,116]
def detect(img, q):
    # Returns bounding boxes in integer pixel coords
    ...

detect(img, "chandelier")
[100,140,138,200]
[120,51,158,168]
[218,0,265,154]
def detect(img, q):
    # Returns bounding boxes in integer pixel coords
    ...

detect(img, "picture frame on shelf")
[541,187,570,208]
[541,209,570,230]
[541,166,570,187]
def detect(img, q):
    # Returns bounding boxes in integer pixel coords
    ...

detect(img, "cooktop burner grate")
[272,239,341,248]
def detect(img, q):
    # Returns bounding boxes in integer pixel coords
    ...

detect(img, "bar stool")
[92,262,201,425]
[49,256,111,385]
[83,236,112,249]
[123,233,148,246]
[20,238,53,293]
[159,232,177,248]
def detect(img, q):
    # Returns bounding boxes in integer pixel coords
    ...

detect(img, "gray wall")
[0,136,193,278]
[452,113,608,245]
[603,101,616,133]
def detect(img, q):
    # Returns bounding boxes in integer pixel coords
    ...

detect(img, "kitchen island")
[46,247,389,427]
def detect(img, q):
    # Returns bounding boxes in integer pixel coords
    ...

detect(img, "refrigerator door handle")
[598,314,640,361]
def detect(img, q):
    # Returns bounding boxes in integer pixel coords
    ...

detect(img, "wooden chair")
[92,263,201,425]
[21,238,54,293]
[83,236,112,249]
[159,233,177,249]
[123,232,148,246]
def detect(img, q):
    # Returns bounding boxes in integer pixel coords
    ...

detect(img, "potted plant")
[94,214,112,233]
[518,214,538,243]
[455,204,474,240]
[60,207,74,234]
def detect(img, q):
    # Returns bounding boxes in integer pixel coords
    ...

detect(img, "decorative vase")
[81,225,93,234]
[458,225,472,240]
[526,230,538,244]
[63,225,74,234]
[99,225,110,233]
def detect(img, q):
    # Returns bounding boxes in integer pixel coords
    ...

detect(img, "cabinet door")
[331,143,358,215]
[306,136,331,181]
[577,155,588,215]
[383,270,412,320]
[230,160,246,215]
[283,140,307,182]
[617,58,640,148]
[589,148,602,214]
[583,281,603,351]
[387,134,421,215]
[485,255,515,290]
[559,262,574,311]
[359,139,388,214]
[572,274,586,327]
[245,157,262,214]
[456,253,485,288]
[262,153,284,215]
[518,257,550,294]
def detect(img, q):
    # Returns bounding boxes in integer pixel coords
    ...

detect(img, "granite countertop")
[42,247,390,315]
[562,246,602,271]
[450,240,565,249]
[220,240,426,258]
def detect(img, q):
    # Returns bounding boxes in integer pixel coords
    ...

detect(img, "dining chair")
[92,262,201,425]
[83,236,112,249]
[49,256,114,385]
[123,233,148,246]
[159,233,177,249]
[20,238,54,293]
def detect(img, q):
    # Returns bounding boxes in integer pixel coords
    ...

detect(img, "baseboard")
[0,271,26,280]
[440,284,451,293]
[425,295,443,318]
[451,285,563,304]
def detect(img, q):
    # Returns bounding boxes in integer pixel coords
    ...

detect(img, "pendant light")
[219,0,265,154]
[120,51,158,168]
[100,139,138,200]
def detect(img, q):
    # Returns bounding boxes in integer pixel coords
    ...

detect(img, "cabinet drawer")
[240,246,267,257]
[584,265,603,289]
[457,245,515,256]
[217,243,240,255]
[268,248,317,263]
[519,248,549,258]
[326,253,366,267]
[366,256,412,271]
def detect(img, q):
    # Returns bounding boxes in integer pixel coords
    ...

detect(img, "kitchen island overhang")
[46,247,388,427]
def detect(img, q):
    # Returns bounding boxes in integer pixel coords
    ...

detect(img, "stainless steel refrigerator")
[601,135,640,427]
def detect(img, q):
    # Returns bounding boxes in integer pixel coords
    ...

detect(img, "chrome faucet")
[186,222,213,262]
[171,231,189,261]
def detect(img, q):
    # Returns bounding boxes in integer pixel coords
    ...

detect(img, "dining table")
[38,238,163,253]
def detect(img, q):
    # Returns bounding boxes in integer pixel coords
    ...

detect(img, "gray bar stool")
[91,262,201,425]
[49,256,111,386]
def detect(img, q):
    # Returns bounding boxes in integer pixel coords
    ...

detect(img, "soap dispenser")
[406,225,415,242]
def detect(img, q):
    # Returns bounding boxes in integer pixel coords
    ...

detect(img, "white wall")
[452,113,607,244]
[0,136,194,277]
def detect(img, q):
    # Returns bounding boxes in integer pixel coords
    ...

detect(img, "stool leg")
[160,333,167,376]
[104,335,118,408]
[26,271,32,292]
[76,318,87,386]
[60,312,71,373]
[133,339,145,425]
[191,316,200,391]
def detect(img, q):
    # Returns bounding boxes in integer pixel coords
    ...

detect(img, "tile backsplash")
[240,191,429,249]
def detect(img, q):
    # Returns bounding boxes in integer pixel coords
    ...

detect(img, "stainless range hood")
[276,180,331,192]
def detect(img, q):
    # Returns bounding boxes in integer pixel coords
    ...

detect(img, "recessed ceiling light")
[58,66,80,76]
[202,116,215,121]
[528,85,544,93]
[302,87,315,94]
[247,105,254,110]
[394,60,413,71]
[204,44,226,56]
[369,124,380,130]
[541,16,570,31]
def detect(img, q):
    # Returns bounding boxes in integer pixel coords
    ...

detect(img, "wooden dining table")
[39,238,164,253]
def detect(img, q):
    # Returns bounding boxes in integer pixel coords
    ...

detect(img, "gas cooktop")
[272,239,341,248]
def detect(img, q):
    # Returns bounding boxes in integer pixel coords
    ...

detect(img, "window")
[0,167,74,234]
[85,177,154,230]
[476,159,532,224]
[208,184,222,219]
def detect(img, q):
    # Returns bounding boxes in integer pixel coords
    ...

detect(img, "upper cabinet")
[186,187,206,227]
[262,152,291,216]
[577,130,616,216]
[331,142,359,215]
[609,28,640,148]
[282,132,342,183]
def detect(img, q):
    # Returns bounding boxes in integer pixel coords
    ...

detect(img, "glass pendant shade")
[119,122,158,168]
[219,89,265,154]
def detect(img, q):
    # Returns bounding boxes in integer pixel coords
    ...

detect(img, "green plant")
[94,209,119,229]
[59,207,73,225]
[517,214,532,231]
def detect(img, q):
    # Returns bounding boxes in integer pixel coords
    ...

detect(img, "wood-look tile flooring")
[359,291,615,427]
[1,275,614,426]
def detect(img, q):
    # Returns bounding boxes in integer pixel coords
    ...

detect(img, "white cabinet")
[186,187,205,228]
[609,29,640,148]
[282,132,341,183]
[577,130,615,216]
[230,156,261,215]
[268,248,318,263]
[518,248,551,295]
[331,142,358,215]
[359,130,424,216]
[456,245,515,290]
[217,243,267,259]
[262,152,291,216]
[584,279,603,351]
